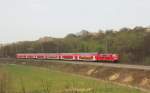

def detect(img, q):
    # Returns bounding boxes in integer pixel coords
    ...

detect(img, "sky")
[0,0,150,43]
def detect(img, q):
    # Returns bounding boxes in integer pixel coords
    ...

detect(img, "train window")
[101,54,107,57]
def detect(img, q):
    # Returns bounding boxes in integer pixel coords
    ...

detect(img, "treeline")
[0,26,150,65]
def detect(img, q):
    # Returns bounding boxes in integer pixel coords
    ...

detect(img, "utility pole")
[105,36,110,53]
[57,44,59,53]
[56,40,60,53]
[106,38,108,53]
[41,43,44,53]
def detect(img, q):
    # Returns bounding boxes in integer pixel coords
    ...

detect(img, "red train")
[16,53,119,62]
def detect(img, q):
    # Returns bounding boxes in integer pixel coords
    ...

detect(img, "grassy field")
[0,64,144,93]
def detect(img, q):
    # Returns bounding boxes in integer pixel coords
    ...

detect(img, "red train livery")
[16,53,119,62]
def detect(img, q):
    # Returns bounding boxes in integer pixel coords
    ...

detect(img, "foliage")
[0,26,150,65]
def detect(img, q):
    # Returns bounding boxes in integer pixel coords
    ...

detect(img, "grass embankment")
[0,64,144,93]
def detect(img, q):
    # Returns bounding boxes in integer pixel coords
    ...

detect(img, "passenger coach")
[16,52,119,62]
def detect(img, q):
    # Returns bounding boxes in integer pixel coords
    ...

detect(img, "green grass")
[0,64,144,93]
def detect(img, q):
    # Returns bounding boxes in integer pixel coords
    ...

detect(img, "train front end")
[96,53,119,62]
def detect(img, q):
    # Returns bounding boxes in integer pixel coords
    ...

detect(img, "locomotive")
[16,52,119,62]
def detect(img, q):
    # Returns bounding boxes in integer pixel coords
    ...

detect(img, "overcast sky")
[0,0,150,43]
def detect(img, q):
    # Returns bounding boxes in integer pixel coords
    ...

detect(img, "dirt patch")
[140,78,150,87]
[109,73,120,81]
[122,76,134,83]
[87,69,95,75]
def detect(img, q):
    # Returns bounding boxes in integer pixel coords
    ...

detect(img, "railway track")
[0,58,150,71]
[20,60,150,70]
[32,59,150,71]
